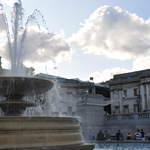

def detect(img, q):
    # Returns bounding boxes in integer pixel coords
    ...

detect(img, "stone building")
[108,69,150,114]
[37,73,110,141]
[104,69,150,136]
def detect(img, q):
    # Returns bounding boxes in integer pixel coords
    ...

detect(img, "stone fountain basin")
[0,76,53,97]
[0,117,93,150]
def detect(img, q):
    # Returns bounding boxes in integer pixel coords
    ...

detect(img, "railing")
[138,113,150,119]
[105,112,150,121]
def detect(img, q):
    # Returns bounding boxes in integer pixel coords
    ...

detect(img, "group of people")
[96,129,145,141]
[127,129,145,140]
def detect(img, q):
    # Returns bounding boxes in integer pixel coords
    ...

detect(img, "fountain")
[0,1,93,150]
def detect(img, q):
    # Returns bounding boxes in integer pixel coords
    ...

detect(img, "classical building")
[108,69,150,113]
[104,69,150,136]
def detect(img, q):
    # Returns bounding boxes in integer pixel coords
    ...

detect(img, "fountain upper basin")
[0,76,53,97]
[0,76,53,116]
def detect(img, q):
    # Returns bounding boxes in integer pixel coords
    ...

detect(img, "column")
[119,90,123,114]
[110,90,114,114]
[140,84,146,111]
[146,84,150,110]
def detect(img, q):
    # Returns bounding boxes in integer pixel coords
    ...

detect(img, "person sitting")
[126,133,132,140]
[134,129,142,140]
[140,129,145,141]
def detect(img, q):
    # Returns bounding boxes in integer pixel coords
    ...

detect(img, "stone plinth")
[0,117,93,150]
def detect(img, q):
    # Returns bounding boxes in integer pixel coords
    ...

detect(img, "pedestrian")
[104,130,111,141]
[96,130,104,141]
[140,129,145,141]
[115,130,123,141]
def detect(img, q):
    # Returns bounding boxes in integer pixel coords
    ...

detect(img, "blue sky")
[1,0,150,82]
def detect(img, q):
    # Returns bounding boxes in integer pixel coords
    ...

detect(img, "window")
[134,104,138,113]
[114,106,120,114]
[123,90,127,98]
[66,91,73,95]
[68,106,72,114]
[88,88,92,94]
[134,88,138,96]
[123,105,129,114]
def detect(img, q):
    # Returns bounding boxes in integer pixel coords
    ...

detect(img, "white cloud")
[90,55,150,83]
[21,25,71,64]
[0,25,71,67]
[0,0,18,6]
[71,6,150,60]
[132,56,150,71]
[89,67,130,83]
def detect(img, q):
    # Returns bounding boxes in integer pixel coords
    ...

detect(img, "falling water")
[38,80,63,117]
[1,0,48,75]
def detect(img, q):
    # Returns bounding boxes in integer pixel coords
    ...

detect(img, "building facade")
[104,69,150,136]
[108,69,150,114]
